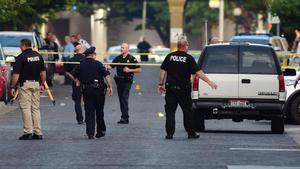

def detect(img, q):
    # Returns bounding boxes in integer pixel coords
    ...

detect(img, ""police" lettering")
[170,55,186,62]
[27,56,40,62]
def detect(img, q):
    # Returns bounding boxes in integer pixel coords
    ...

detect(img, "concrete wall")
[46,11,91,46]
[107,19,164,48]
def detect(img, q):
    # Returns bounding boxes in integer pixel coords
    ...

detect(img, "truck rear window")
[201,46,238,74]
[240,46,277,74]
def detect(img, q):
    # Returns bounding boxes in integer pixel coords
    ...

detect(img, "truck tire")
[194,111,205,132]
[290,95,300,124]
[271,116,284,134]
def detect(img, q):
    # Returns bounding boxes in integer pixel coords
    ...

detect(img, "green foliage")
[0,0,75,30]
[185,0,218,34]
[270,0,300,43]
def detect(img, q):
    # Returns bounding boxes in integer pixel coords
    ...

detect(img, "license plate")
[229,100,248,107]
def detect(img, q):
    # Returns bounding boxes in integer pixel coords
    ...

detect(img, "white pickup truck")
[192,42,286,134]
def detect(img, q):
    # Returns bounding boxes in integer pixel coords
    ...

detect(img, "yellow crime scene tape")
[1,51,300,68]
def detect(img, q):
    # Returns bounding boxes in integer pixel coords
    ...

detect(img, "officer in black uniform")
[65,42,85,124]
[72,46,113,139]
[158,38,217,139]
[107,43,142,124]
[10,39,46,140]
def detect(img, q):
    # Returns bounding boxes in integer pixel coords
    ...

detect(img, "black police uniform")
[137,40,151,61]
[111,54,140,123]
[160,51,200,137]
[66,53,85,124]
[72,47,109,138]
[14,48,46,86]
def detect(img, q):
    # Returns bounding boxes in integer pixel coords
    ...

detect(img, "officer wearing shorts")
[72,46,113,139]
[158,38,217,139]
[11,39,46,140]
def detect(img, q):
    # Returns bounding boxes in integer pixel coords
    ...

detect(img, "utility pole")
[141,0,147,39]
[168,0,186,50]
[218,0,224,41]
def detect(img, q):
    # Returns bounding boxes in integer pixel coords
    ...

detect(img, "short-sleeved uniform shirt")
[72,58,109,84]
[13,48,46,85]
[112,54,140,78]
[160,51,200,87]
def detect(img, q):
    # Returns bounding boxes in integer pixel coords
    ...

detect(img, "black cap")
[84,46,96,55]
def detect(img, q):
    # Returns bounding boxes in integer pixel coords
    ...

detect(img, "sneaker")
[77,121,84,125]
[117,119,129,124]
[19,134,32,140]
[88,135,94,139]
[32,134,43,140]
[188,133,200,139]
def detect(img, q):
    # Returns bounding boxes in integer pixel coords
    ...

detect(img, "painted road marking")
[230,148,300,152]
[228,165,300,169]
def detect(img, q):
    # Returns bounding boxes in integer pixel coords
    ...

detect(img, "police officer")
[72,46,113,139]
[158,38,217,139]
[65,42,85,124]
[107,43,142,124]
[10,39,46,140]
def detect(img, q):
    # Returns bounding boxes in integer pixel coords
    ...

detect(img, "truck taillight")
[193,75,199,91]
[279,74,285,92]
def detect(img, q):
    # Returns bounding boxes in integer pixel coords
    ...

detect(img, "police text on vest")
[27,56,40,62]
[170,55,186,62]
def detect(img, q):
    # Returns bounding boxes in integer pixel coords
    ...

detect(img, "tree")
[85,1,170,47]
[0,0,75,31]
[270,0,300,45]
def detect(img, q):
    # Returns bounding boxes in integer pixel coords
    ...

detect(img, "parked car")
[106,44,141,63]
[192,42,286,134]
[148,46,170,62]
[231,33,290,63]
[0,44,11,104]
[0,31,56,86]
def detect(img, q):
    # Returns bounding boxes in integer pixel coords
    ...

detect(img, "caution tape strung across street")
[2,51,300,68]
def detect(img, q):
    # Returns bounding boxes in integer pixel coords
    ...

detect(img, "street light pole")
[141,0,147,39]
[205,19,208,45]
[218,0,224,41]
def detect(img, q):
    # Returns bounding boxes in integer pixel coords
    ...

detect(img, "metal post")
[277,23,280,36]
[205,19,208,45]
[218,0,224,41]
[142,0,147,39]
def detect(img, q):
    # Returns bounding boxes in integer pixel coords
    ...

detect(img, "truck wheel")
[194,111,205,132]
[290,96,300,124]
[271,117,284,134]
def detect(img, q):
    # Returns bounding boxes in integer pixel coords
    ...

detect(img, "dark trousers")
[165,86,195,135]
[115,79,132,120]
[82,86,106,136]
[72,83,83,122]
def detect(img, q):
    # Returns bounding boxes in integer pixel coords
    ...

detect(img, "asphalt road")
[0,66,300,169]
